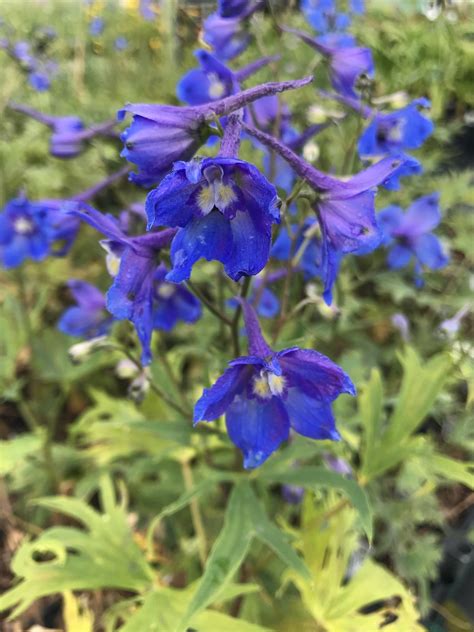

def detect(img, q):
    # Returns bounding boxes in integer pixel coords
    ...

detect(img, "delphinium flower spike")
[242,122,408,303]
[194,299,355,468]
[119,75,313,185]
[8,102,117,159]
[145,112,280,283]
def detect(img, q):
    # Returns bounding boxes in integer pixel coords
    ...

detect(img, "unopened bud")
[68,335,108,364]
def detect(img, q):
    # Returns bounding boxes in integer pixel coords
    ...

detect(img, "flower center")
[253,370,286,399]
[13,217,34,235]
[208,73,226,100]
[197,165,237,215]
[156,283,176,299]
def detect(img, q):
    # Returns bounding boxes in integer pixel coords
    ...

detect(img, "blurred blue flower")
[114,36,128,51]
[218,0,253,17]
[203,13,250,60]
[194,300,355,468]
[146,156,279,283]
[152,264,202,331]
[0,196,81,268]
[177,50,238,106]
[378,193,449,283]
[58,280,113,339]
[89,17,105,36]
[72,205,177,365]
[286,28,373,98]
[301,0,351,34]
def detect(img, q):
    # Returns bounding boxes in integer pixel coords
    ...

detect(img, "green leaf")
[179,482,254,629]
[0,476,154,619]
[192,610,272,632]
[429,454,474,489]
[359,368,384,475]
[386,347,451,444]
[260,466,373,542]
[0,434,40,475]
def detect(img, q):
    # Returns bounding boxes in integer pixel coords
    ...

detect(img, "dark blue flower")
[218,0,252,17]
[114,36,128,51]
[378,193,449,281]
[118,76,313,186]
[72,205,177,365]
[152,264,202,330]
[194,300,355,468]
[58,280,113,339]
[0,196,81,268]
[146,156,279,282]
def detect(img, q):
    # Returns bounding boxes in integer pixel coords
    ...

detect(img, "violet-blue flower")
[285,28,373,98]
[118,76,312,186]
[58,280,113,339]
[243,122,407,304]
[301,0,351,34]
[203,14,250,61]
[378,193,449,282]
[71,205,177,365]
[194,300,355,468]
[152,264,202,331]
[8,102,116,159]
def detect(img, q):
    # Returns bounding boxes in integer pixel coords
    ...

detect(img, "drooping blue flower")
[194,300,355,468]
[152,264,202,330]
[118,76,312,186]
[146,155,280,283]
[71,205,177,365]
[8,103,117,159]
[378,193,449,283]
[243,122,407,304]
[285,28,373,98]
[301,0,351,34]
[0,196,81,268]
[58,280,113,339]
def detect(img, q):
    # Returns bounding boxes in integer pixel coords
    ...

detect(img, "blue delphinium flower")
[378,193,449,284]
[194,300,355,468]
[71,205,177,365]
[153,264,202,330]
[243,122,407,304]
[218,0,252,17]
[58,280,113,339]
[301,0,351,34]
[285,28,373,99]
[8,40,57,91]
[118,76,312,186]
[146,154,280,283]
[9,102,116,159]
[0,196,81,268]
[177,50,239,105]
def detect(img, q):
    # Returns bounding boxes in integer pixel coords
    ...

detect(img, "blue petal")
[387,244,412,269]
[330,46,373,98]
[225,207,273,281]
[377,205,404,244]
[67,280,105,310]
[194,364,253,422]
[256,287,280,318]
[145,166,200,229]
[285,389,341,440]
[381,155,422,191]
[226,395,290,469]
[166,210,233,283]
[414,233,449,270]
[402,193,441,235]
[279,348,355,402]
[58,306,110,339]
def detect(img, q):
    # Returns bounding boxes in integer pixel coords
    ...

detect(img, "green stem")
[186,280,233,327]
[231,276,251,357]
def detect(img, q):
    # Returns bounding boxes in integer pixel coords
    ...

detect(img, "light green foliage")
[0,476,154,619]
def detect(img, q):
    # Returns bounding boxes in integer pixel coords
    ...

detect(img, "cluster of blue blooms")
[1,27,57,91]
[0,0,449,468]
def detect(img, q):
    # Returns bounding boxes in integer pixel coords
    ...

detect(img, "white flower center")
[208,73,226,100]
[157,284,176,299]
[14,217,34,234]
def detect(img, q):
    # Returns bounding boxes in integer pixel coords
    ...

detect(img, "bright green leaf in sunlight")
[281,494,425,632]
[0,476,154,619]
